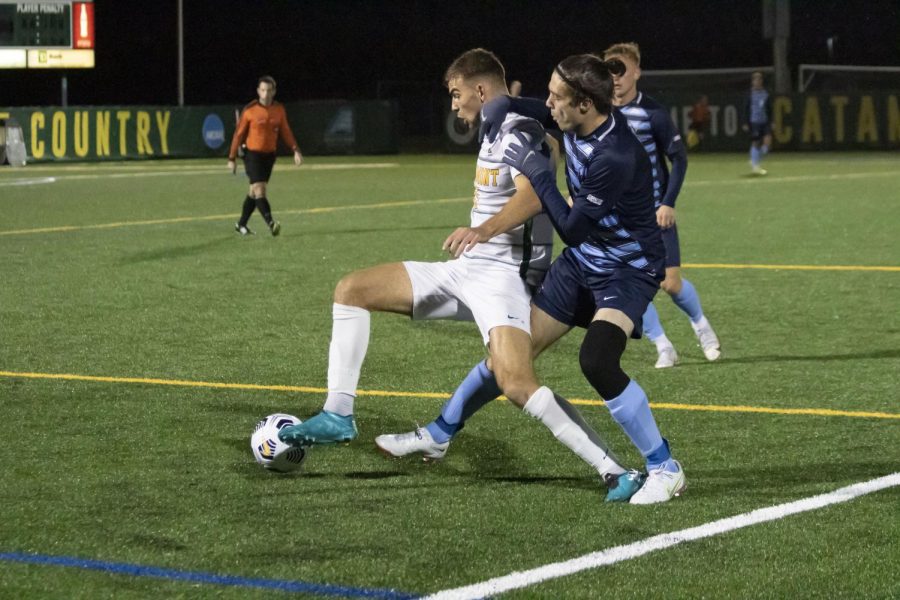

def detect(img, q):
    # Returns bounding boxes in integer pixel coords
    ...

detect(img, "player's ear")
[476,84,487,103]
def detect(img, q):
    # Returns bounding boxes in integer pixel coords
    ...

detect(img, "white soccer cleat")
[375,427,449,461]
[629,460,686,505]
[654,346,678,369]
[751,166,768,176]
[691,318,721,361]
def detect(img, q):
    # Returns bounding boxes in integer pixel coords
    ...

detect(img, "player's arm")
[654,110,687,228]
[443,173,542,258]
[278,105,303,166]
[480,96,554,142]
[228,110,250,173]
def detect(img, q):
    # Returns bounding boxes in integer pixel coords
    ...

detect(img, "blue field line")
[0,551,420,598]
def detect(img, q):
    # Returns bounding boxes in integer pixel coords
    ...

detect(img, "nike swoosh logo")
[603,296,617,301]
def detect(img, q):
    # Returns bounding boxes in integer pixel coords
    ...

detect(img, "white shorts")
[403,259,532,344]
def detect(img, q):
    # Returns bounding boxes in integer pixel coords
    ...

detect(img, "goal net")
[798,64,900,93]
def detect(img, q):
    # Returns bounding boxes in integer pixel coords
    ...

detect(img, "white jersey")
[463,112,554,287]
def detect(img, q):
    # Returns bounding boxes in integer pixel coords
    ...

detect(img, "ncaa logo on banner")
[202,114,226,149]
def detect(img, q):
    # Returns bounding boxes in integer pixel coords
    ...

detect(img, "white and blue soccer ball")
[251,413,307,473]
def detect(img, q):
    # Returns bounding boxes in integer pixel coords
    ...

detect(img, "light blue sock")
[642,302,665,342]
[605,380,669,470]
[426,360,501,443]
[750,145,760,168]
[672,278,703,323]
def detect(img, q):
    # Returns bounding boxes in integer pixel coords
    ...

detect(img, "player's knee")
[251,183,266,198]
[333,272,366,307]
[579,321,630,400]
[492,361,531,408]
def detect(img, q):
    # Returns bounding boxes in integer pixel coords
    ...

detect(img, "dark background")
[1,0,898,107]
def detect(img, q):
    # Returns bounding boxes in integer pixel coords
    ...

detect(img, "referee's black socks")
[255,197,274,226]
[239,195,256,227]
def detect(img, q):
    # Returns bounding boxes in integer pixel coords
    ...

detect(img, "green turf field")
[1,152,898,599]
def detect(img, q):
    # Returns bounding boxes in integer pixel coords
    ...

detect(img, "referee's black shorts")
[243,150,276,183]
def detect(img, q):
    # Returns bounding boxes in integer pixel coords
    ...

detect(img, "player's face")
[608,54,640,105]
[257,82,276,106]
[752,73,764,89]
[448,76,483,127]
[546,71,583,133]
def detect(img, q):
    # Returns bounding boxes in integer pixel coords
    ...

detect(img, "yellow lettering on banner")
[156,111,171,155]
[801,97,823,143]
[888,96,900,142]
[30,112,45,159]
[51,111,66,158]
[856,96,878,142]
[136,111,153,155]
[96,111,110,157]
[116,111,131,155]
[773,97,792,143]
[0,112,9,120]
[74,111,89,157]
[829,96,849,143]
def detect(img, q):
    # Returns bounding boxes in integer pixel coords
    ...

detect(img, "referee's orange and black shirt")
[228,100,299,160]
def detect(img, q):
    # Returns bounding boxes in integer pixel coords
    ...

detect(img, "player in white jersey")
[280,49,643,501]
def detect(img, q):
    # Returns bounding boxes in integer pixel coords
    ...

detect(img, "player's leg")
[280,262,415,446]
[585,269,686,503]
[661,226,720,361]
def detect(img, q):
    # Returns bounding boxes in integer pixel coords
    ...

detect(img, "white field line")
[0,177,57,187]
[682,170,900,187]
[423,472,900,600]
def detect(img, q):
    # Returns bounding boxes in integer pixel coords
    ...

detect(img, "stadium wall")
[0,100,399,162]
[442,92,900,152]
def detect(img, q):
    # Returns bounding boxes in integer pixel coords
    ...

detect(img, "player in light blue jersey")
[743,71,772,175]
[279,49,643,502]
[603,42,721,368]
[382,54,687,504]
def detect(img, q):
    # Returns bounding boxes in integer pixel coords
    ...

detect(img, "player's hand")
[443,226,490,258]
[656,205,676,229]
[741,124,749,132]
[502,132,550,181]
[478,95,511,143]
[228,160,236,174]
[294,150,303,166]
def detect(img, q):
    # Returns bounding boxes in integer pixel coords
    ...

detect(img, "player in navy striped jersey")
[279,49,642,501]
[603,43,721,368]
[743,71,772,175]
[387,54,687,504]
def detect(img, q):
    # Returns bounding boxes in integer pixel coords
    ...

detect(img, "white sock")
[691,315,711,331]
[524,386,625,477]
[323,303,370,416]
[653,334,674,352]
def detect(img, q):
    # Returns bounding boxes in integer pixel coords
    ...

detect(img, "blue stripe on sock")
[426,360,500,443]
[672,278,703,323]
[642,302,665,341]
[0,552,418,599]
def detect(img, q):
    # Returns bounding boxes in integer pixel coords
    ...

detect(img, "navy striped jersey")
[617,93,685,208]
[749,89,770,124]
[563,112,665,277]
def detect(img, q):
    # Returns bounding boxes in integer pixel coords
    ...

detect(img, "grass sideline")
[1,152,899,598]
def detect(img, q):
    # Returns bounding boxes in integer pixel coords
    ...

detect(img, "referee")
[228,76,303,236]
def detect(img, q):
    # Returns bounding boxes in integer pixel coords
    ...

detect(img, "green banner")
[653,91,900,151]
[0,100,398,162]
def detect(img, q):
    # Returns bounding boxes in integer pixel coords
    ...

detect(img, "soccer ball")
[250,413,308,473]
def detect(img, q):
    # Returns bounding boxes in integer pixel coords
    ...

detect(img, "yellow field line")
[682,263,900,272]
[2,370,898,420]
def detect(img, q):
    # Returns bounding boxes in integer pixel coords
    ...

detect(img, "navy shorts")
[244,150,276,183]
[533,248,661,338]
[749,122,771,141]
[661,224,681,268]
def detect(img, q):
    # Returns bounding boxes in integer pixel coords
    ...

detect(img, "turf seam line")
[1,370,898,420]
[0,552,418,599]
[422,472,900,600]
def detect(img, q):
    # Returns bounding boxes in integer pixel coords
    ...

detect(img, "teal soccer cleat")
[604,470,646,503]
[278,410,358,446]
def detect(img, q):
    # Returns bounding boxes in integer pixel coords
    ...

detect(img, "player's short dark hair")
[555,54,625,115]
[258,76,277,88]
[444,48,506,86]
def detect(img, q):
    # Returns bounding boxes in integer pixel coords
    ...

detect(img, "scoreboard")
[0,0,94,68]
